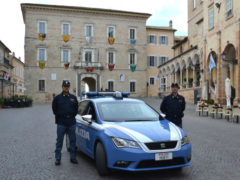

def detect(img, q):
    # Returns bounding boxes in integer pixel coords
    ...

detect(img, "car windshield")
[97,101,159,122]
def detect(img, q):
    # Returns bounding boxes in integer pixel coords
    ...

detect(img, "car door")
[83,101,99,157]
[76,100,90,154]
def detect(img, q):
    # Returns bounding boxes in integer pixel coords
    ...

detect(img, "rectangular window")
[148,56,157,67]
[86,25,92,37]
[62,49,70,62]
[130,81,136,93]
[85,51,92,63]
[208,8,214,29]
[108,81,114,91]
[150,77,155,85]
[148,35,156,44]
[159,56,168,65]
[193,0,196,9]
[129,28,135,40]
[108,27,115,38]
[159,36,168,45]
[38,80,45,92]
[130,53,135,65]
[38,21,46,34]
[160,77,167,92]
[38,48,46,61]
[62,23,70,35]
[108,52,114,64]
[227,0,233,17]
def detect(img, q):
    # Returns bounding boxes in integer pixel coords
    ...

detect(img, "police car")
[66,91,191,176]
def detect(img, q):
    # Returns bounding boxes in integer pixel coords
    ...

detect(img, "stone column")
[192,66,196,88]
[175,71,177,83]
[186,67,189,88]
[180,69,183,89]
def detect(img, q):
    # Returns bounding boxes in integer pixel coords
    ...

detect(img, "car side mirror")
[82,114,92,124]
[159,113,166,120]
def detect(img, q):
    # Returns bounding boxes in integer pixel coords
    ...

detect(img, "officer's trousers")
[55,124,76,160]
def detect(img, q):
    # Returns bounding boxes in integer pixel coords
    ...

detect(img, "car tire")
[95,142,109,176]
[65,134,70,152]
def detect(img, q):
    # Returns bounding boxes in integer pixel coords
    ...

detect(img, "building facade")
[21,3,151,103]
[0,41,14,98]
[200,0,240,105]
[158,0,240,104]
[10,53,25,96]
[146,23,175,97]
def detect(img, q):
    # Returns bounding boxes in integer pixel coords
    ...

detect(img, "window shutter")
[147,56,150,67]
[147,35,150,43]
[159,36,162,45]
[166,36,168,45]
[154,56,157,67]
[159,56,162,65]
[154,36,156,44]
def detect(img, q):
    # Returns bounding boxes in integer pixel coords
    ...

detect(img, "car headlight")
[181,136,190,146]
[112,137,141,149]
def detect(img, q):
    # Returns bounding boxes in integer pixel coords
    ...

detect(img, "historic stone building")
[10,53,25,96]
[21,3,151,103]
[158,0,240,104]
[158,0,203,103]
[0,41,14,98]
[146,23,175,97]
[200,0,240,105]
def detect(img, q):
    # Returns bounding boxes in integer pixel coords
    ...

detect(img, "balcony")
[74,61,103,70]
[4,57,10,65]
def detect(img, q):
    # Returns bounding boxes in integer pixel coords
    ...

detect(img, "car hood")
[102,120,182,143]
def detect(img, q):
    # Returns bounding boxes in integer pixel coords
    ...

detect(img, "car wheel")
[95,142,109,176]
[65,134,70,152]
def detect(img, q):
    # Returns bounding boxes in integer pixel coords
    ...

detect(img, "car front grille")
[145,141,177,150]
[136,158,185,169]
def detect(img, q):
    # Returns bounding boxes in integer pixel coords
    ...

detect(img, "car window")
[78,100,89,115]
[85,102,97,122]
[97,101,159,122]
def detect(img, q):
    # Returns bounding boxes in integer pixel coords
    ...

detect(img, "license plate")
[155,152,173,161]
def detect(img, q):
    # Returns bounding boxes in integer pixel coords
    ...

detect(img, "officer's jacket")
[52,92,79,126]
[160,93,185,125]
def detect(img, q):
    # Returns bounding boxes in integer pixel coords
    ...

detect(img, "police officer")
[160,83,185,128]
[52,80,79,165]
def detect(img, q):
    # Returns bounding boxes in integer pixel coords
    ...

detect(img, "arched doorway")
[77,73,100,98]
[193,54,201,87]
[222,44,237,104]
[82,77,96,91]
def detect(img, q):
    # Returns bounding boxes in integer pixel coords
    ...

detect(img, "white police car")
[66,91,191,176]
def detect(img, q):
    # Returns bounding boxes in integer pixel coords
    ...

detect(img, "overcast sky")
[0,0,187,62]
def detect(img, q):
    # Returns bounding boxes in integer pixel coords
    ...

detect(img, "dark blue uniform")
[160,93,185,128]
[52,92,78,126]
[52,92,78,162]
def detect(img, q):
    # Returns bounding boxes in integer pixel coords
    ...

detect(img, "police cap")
[62,80,70,87]
[171,83,179,88]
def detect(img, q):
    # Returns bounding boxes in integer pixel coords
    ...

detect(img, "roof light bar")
[85,91,130,98]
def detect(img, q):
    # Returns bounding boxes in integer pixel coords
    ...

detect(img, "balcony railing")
[74,61,103,70]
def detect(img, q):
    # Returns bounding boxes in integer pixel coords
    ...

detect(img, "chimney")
[169,20,173,28]
[13,52,15,57]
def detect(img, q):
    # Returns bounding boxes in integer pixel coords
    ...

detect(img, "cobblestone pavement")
[0,97,240,180]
